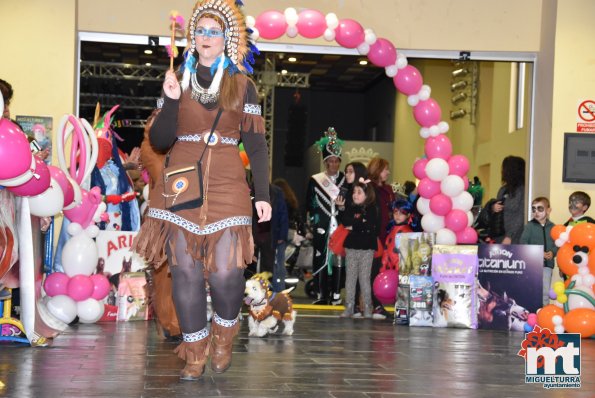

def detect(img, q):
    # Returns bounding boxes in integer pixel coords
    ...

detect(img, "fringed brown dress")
[134,66,269,273]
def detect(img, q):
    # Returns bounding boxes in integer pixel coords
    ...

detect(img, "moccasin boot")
[173,338,210,381]
[210,321,240,373]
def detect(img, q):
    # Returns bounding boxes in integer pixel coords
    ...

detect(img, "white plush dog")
[244,275,296,337]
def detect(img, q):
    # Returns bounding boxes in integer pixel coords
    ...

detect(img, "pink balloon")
[413,98,442,127]
[456,226,479,244]
[445,209,468,233]
[373,269,398,304]
[412,158,428,180]
[48,165,74,207]
[67,274,94,302]
[43,272,70,297]
[255,10,287,40]
[393,65,423,95]
[448,155,470,177]
[6,156,51,196]
[63,186,103,228]
[424,135,453,160]
[334,19,365,48]
[0,118,33,180]
[418,178,441,199]
[430,194,453,216]
[296,9,326,39]
[463,177,469,190]
[368,38,397,67]
[90,274,111,300]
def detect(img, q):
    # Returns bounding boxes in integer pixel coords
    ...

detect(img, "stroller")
[285,222,317,298]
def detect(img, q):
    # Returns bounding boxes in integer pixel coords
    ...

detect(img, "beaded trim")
[243,103,261,115]
[213,313,238,327]
[148,208,251,235]
[177,134,238,145]
[156,97,164,109]
[183,328,209,342]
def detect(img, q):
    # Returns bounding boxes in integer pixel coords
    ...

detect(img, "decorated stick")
[167,11,185,71]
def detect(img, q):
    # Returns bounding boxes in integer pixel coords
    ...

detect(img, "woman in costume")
[134,0,271,380]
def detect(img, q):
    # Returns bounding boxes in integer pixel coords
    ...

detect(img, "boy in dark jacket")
[520,197,557,306]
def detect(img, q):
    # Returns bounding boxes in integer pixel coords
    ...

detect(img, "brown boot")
[173,338,210,381]
[210,321,240,373]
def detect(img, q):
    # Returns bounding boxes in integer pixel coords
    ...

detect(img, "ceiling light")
[145,62,152,66]
[144,49,153,55]
[281,69,288,75]
[451,68,468,78]
[451,92,468,104]
[450,80,468,92]
[359,60,368,66]
[288,57,297,62]
[450,109,467,119]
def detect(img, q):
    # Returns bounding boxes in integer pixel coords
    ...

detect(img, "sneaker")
[372,306,388,320]
[330,293,342,306]
[352,306,363,318]
[0,287,11,300]
[312,298,329,305]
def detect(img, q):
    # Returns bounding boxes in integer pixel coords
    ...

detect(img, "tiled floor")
[0,312,593,397]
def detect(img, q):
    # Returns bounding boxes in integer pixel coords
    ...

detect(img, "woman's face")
[194,17,225,66]
[380,166,390,183]
[345,165,355,184]
[324,156,341,176]
[352,186,366,205]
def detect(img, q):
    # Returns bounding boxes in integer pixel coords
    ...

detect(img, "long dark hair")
[352,181,376,207]
[501,156,525,191]
[345,161,368,183]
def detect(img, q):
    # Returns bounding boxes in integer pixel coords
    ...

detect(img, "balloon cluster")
[43,222,110,324]
[248,9,477,245]
[536,223,595,338]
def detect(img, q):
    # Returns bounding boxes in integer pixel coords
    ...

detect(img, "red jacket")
[381,224,413,270]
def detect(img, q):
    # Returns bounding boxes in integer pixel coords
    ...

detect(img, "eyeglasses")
[531,206,546,213]
[194,27,225,38]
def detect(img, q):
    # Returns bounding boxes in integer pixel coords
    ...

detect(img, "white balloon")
[284,8,298,26]
[421,212,445,233]
[440,175,465,197]
[67,222,83,236]
[47,294,77,324]
[419,127,431,139]
[554,325,565,334]
[552,315,563,325]
[77,298,104,323]
[407,95,420,107]
[245,15,255,29]
[286,26,298,38]
[451,191,474,211]
[27,177,65,217]
[251,27,260,41]
[142,184,149,201]
[0,91,3,121]
[61,232,99,277]
[436,228,457,245]
[467,211,474,227]
[396,53,408,69]
[325,13,339,29]
[85,224,100,239]
[555,238,565,247]
[323,28,335,41]
[429,125,440,137]
[385,65,398,77]
[425,158,449,182]
[418,85,431,101]
[364,29,376,45]
[438,121,450,134]
[583,274,595,287]
[357,42,370,55]
[416,197,431,215]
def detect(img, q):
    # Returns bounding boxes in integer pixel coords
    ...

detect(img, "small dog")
[244,274,296,337]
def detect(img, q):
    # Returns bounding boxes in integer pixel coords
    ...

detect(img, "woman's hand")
[492,201,504,213]
[335,195,345,207]
[163,70,181,100]
[255,201,272,223]
[501,237,512,245]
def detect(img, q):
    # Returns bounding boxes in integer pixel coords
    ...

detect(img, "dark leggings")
[166,229,245,334]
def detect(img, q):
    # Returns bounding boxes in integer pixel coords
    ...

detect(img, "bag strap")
[164,108,223,167]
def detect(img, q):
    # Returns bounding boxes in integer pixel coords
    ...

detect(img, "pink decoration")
[424,135,453,160]
[448,155,470,177]
[373,269,398,304]
[296,9,326,39]
[141,168,150,184]
[456,226,479,244]
[393,65,423,95]
[334,19,365,48]
[0,118,33,180]
[367,38,397,67]
[63,186,103,228]
[414,98,442,127]
[255,10,287,40]
[48,165,74,207]
[43,272,70,297]
[417,178,441,199]
[463,177,469,190]
[412,158,428,180]
[90,274,111,300]
[429,194,453,216]
[7,156,50,196]
[445,209,468,233]
[67,274,94,302]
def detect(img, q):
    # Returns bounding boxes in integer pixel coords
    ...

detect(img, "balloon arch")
[248,8,477,245]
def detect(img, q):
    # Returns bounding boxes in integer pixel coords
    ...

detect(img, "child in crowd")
[564,191,595,226]
[382,199,414,271]
[520,197,557,306]
[340,180,380,319]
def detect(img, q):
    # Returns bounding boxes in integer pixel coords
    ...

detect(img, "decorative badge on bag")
[172,177,189,194]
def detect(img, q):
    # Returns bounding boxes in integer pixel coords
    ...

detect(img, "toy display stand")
[0,289,29,344]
